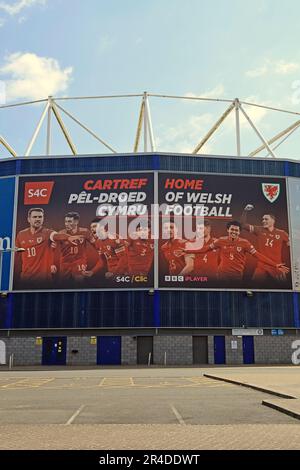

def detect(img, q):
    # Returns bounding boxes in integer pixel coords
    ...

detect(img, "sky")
[0,0,300,158]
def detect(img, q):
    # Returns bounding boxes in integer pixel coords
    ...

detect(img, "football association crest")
[262,183,280,203]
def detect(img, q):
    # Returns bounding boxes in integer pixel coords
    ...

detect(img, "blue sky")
[0,0,300,158]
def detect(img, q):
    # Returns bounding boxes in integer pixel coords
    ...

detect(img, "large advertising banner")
[13,173,154,291]
[288,178,300,291]
[158,172,292,290]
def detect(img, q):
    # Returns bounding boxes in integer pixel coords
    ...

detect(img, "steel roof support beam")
[0,135,17,157]
[192,102,235,154]
[145,94,156,152]
[235,98,241,156]
[239,104,277,158]
[54,102,117,154]
[143,92,148,152]
[51,103,77,155]
[46,96,53,156]
[25,102,49,156]
[263,122,300,157]
[133,99,145,152]
[249,119,300,157]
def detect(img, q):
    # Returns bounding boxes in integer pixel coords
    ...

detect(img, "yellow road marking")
[1,378,55,389]
[98,378,106,387]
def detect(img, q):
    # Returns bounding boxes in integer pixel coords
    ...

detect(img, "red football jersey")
[127,239,154,274]
[192,237,218,276]
[58,227,89,275]
[95,237,127,273]
[249,225,289,264]
[161,239,187,275]
[212,237,256,279]
[16,227,55,281]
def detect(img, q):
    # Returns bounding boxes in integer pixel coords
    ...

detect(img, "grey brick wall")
[153,335,193,365]
[121,336,137,365]
[0,337,42,366]
[254,335,296,364]
[225,336,243,365]
[208,336,214,364]
[1,333,298,366]
[67,336,97,365]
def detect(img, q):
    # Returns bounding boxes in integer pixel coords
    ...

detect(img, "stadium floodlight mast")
[1,92,300,158]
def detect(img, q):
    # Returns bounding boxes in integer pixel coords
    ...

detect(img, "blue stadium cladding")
[0,152,299,330]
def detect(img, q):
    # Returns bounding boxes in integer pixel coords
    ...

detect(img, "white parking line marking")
[170,404,185,425]
[65,405,85,425]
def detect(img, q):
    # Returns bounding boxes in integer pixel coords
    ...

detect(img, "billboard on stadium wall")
[158,172,292,290]
[288,178,300,291]
[5,169,297,292]
[12,172,154,291]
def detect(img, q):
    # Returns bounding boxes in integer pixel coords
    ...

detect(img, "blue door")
[243,336,254,364]
[214,336,226,364]
[97,336,121,365]
[42,337,67,365]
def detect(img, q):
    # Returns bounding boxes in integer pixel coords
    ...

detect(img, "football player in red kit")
[15,208,82,285]
[241,205,290,281]
[179,221,289,282]
[127,225,154,275]
[185,220,219,278]
[161,221,194,275]
[83,224,127,279]
[57,212,90,282]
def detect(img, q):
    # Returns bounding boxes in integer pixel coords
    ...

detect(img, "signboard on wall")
[0,169,297,292]
[158,172,292,290]
[288,178,300,291]
[12,173,154,291]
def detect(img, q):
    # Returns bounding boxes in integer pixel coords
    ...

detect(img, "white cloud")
[222,96,268,136]
[0,0,46,16]
[0,52,73,101]
[246,59,300,78]
[185,84,225,100]
[157,113,215,153]
[274,60,300,75]
[246,66,268,78]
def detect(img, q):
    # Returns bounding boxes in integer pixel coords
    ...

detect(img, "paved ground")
[203,366,300,421]
[203,366,300,398]
[0,366,299,449]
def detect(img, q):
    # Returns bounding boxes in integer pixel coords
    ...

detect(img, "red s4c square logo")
[24,181,54,205]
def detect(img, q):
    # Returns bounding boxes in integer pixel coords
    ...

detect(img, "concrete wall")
[254,336,296,364]
[0,333,298,366]
[225,336,244,365]
[0,337,42,366]
[153,335,193,365]
[67,336,96,365]
[121,336,137,365]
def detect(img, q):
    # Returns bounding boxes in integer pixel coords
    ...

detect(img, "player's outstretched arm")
[179,241,216,256]
[253,251,290,273]
[53,233,85,245]
[179,255,194,276]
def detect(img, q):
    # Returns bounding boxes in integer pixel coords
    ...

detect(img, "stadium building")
[0,93,299,367]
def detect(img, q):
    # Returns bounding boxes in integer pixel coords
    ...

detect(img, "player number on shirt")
[70,246,79,255]
[265,238,274,248]
[229,253,234,260]
[170,259,177,271]
[27,247,36,257]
